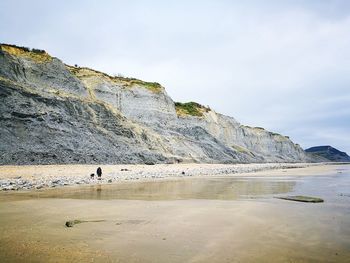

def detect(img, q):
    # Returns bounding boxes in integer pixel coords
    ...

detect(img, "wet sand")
[0,164,349,262]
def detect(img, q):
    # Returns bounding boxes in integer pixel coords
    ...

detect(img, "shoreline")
[0,164,349,262]
[0,162,344,192]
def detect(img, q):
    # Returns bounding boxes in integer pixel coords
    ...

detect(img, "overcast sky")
[1,0,349,153]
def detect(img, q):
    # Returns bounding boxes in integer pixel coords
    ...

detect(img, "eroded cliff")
[0,44,310,164]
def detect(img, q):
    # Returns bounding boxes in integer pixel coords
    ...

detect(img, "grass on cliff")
[67,65,163,93]
[0,43,52,63]
[239,124,290,142]
[175,102,210,117]
[121,78,163,93]
[231,144,255,156]
[231,144,249,153]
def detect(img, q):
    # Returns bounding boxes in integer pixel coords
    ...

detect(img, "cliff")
[305,146,350,162]
[0,44,311,164]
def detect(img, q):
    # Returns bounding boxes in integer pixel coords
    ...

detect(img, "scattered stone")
[108,179,112,183]
[0,164,322,192]
[1,180,10,186]
[276,195,324,203]
[65,220,84,227]
[121,168,129,171]
[65,219,106,228]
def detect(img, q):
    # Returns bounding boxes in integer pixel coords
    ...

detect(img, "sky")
[1,0,349,153]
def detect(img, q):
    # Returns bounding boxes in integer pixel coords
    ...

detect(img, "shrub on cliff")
[175,102,210,117]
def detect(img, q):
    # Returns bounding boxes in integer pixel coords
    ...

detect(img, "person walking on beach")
[97,167,102,179]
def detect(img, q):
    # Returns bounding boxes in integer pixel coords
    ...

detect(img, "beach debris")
[65,220,83,227]
[65,219,106,227]
[121,168,129,171]
[275,195,324,203]
[181,171,185,175]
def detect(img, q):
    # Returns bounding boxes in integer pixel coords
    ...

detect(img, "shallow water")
[0,165,349,262]
[1,168,349,202]
[0,176,299,201]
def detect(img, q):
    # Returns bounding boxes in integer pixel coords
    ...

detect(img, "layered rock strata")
[0,44,310,164]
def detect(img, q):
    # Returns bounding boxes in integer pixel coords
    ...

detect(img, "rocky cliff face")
[0,44,311,164]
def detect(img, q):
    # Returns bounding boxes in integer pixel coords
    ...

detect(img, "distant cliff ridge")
[0,43,314,164]
[305,146,350,162]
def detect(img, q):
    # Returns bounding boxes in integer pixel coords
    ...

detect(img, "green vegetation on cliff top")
[67,65,163,93]
[0,43,51,63]
[175,102,210,117]
[239,124,290,141]
[119,77,162,93]
[0,44,162,93]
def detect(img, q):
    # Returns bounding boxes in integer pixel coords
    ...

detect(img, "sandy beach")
[0,164,349,262]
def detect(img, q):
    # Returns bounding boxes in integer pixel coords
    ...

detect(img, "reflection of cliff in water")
[32,177,296,201]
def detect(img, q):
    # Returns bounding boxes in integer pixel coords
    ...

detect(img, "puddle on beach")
[0,176,299,201]
[1,169,349,203]
[0,165,350,262]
